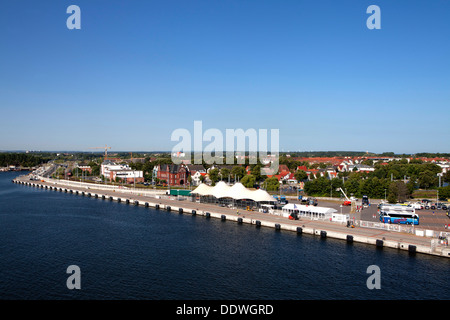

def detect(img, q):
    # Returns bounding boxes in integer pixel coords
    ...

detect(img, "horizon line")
[1,150,449,156]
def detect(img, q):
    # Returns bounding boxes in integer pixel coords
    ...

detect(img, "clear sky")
[1,0,449,154]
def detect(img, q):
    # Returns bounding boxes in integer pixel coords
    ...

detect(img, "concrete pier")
[12,176,450,258]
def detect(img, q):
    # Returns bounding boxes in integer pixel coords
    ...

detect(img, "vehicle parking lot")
[290,198,450,232]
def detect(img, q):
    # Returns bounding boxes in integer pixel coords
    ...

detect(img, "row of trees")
[303,160,450,201]
[303,175,415,203]
[0,153,52,167]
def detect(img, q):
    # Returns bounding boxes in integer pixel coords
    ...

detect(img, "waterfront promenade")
[12,175,450,258]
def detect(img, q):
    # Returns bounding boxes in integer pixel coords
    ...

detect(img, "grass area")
[412,189,438,200]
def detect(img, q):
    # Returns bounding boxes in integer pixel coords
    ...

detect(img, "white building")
[437,163,450,173]
[101,160,143,183]
[346,164,375,173]
[281,203,337,220]
[190,171,207,186]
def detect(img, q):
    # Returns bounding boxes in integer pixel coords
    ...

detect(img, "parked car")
[411,202,423,210]
[436,202,448,210]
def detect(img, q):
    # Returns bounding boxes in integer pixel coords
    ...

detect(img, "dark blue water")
[0,172,448,300]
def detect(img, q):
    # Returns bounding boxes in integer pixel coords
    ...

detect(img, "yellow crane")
[89,145,112,160]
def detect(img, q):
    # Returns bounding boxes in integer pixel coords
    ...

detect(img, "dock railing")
[358,220,450,241]
[37,176,166,197]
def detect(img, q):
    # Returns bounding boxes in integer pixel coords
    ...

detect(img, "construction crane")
[339,187,351,206]
[339,187,358,214]
[89,145,111,160]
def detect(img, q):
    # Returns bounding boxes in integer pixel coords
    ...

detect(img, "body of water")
[0,172,448,300]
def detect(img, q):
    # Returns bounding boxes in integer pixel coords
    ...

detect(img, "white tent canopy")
[251,189,278,202]
[191,183,214,196]
[211,181,232,199]
[191,182,275,203]
[227,183,248,199]
[228,182,255,200]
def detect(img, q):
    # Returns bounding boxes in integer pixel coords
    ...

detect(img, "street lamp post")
[330,181,332,199]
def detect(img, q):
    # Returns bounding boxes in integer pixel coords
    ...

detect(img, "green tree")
[387,182,398,203]
[438,186,450,199]
[388,181,410,203]
[418,170,437,189]
[208,168,220,185]
[406,181,415,196]
[423,163,442,175]
[443,171,450,184]
[329,178,343,197]
[304,177,330,197]
[241,174,256,188]
[0,152,51,167]
[220,168,230,181]
[250,165,262,182]
[263,177,279,191]
[88,161,100,176]
[344,176,360,197]
[231,166,246,181]
[72,167,80,177]
[294,170,307,182]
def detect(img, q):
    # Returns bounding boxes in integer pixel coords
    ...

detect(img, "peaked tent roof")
[251,189,278,202]
[227,182,248,199]
[227,182,259,200]
[191,183,214,196]
[211,181,232,198]
[191,182,275,202]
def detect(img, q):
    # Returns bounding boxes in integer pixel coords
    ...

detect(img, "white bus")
[378,203,415,213]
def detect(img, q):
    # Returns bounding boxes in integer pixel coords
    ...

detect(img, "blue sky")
[0,0,449,153]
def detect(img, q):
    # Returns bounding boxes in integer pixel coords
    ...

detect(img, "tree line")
[303,160,450,202]
[0,153,52,167]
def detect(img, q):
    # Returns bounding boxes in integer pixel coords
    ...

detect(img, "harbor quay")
[12,175,450,259]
